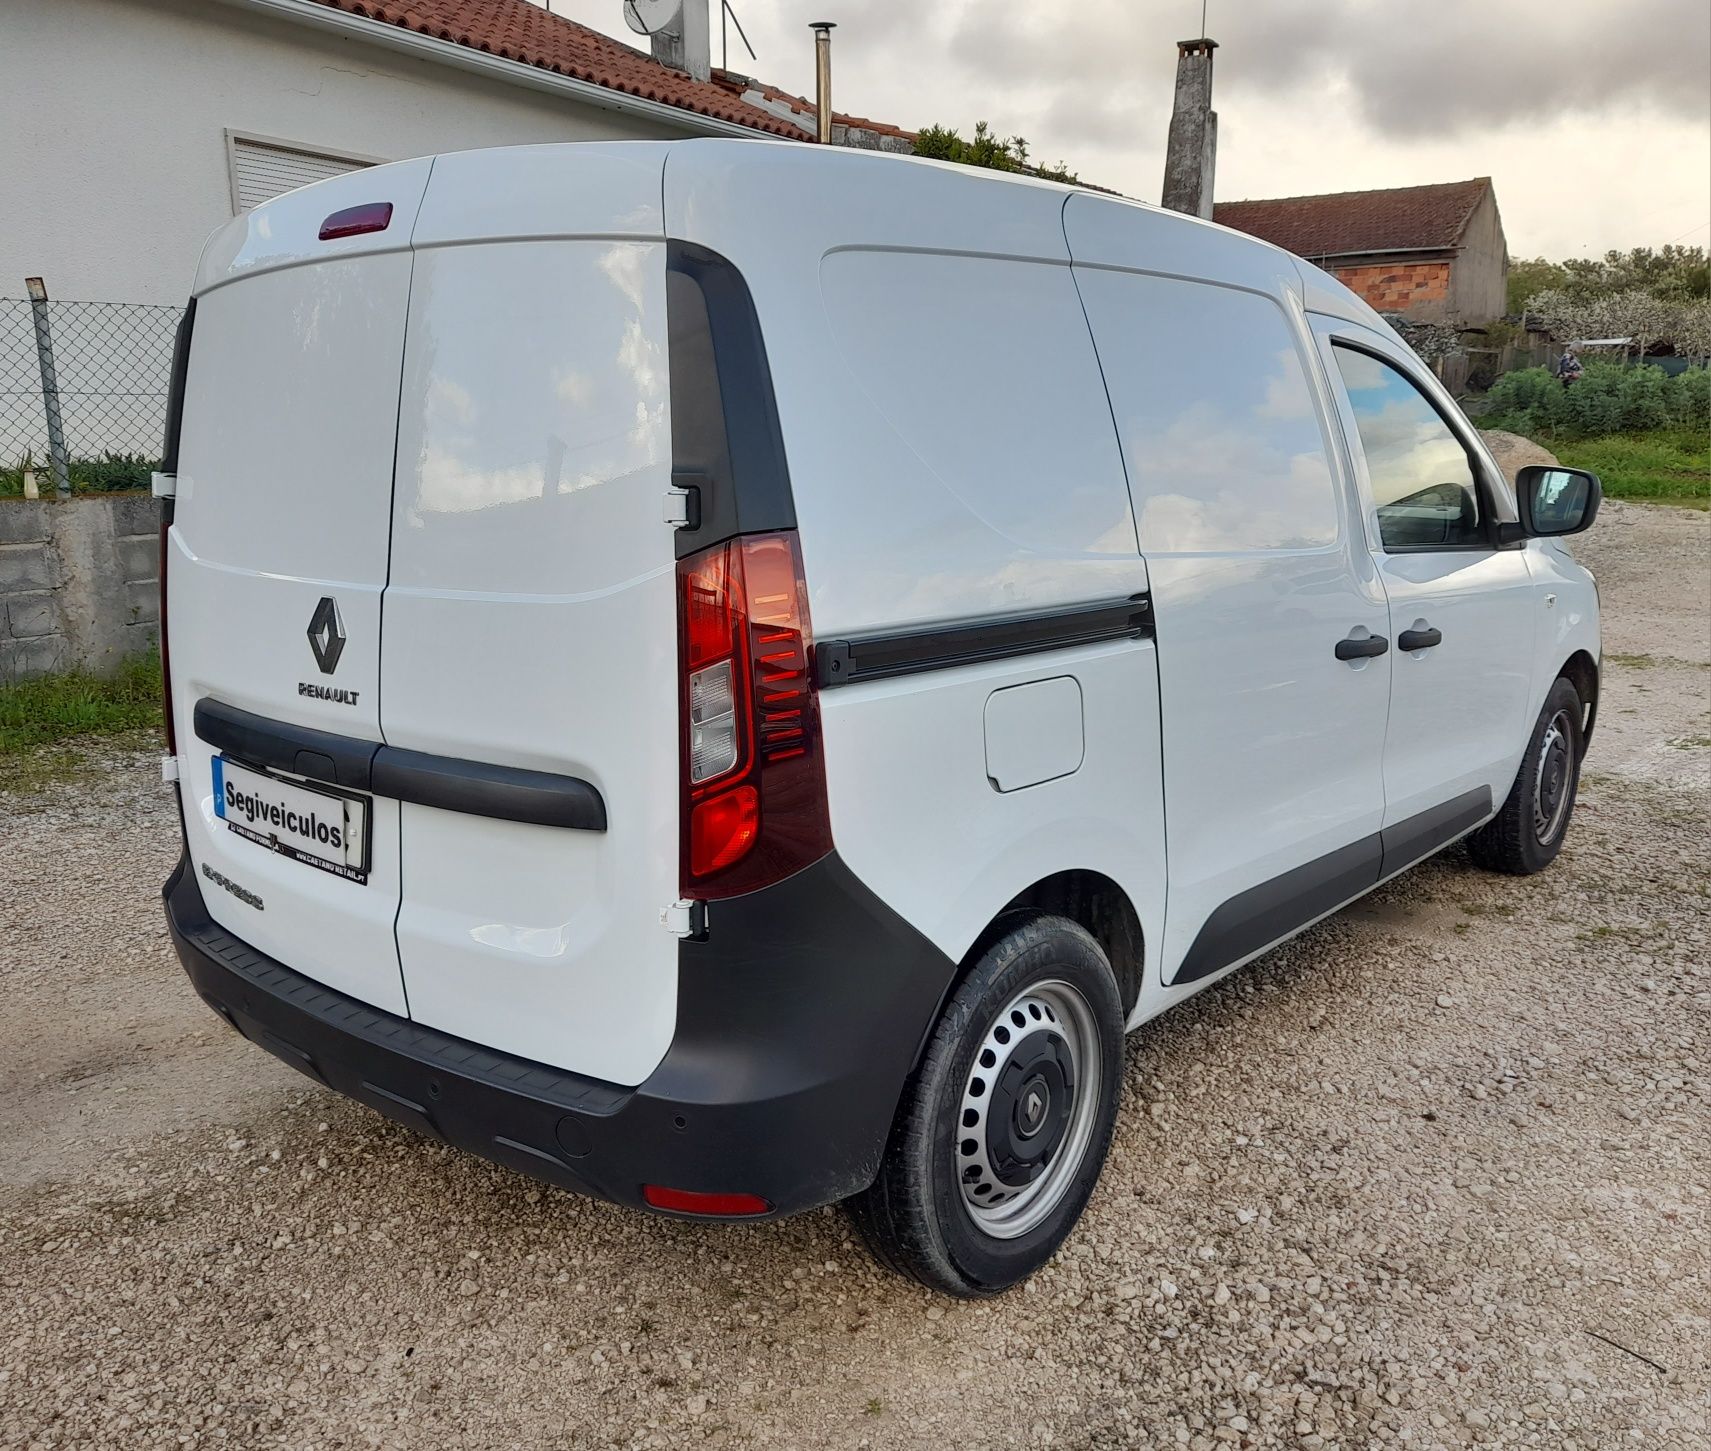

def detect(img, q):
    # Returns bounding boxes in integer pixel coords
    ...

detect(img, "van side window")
[1073,269,1340,553]
[1330,346,1483,551]
[819,250,1136,558]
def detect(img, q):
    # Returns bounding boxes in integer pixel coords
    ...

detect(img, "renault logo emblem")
[307,597,346,675]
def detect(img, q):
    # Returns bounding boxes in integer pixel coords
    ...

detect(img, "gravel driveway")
[3,502,1706,1450]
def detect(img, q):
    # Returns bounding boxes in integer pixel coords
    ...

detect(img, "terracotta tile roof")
[303,0,908,141]
[728,73,915,140]
[1213,178,1493,260]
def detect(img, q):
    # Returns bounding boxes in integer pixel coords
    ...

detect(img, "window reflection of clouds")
[1078,271,1340,555]
[1331,349,1475,516]
[408,241,666,518]
[819,249,1138,558]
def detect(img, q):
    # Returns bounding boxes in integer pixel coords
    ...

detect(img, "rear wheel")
[1468,676,1584,875]
[849,914,1124,1296]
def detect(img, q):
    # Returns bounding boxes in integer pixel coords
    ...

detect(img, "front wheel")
[848,914,1124,1296]
[1468,676,1585,875]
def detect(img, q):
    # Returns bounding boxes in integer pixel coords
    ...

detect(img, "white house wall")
[1,0,698,306]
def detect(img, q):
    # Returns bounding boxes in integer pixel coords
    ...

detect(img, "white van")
[158,140,1602,1295]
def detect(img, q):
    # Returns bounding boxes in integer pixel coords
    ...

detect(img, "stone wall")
[1333,259,1453,315]
[0,494,160,680]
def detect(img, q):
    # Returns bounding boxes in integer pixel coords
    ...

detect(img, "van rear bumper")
[162,849,956,1219]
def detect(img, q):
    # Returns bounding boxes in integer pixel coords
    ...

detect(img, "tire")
[1468,676,1584,876]
[848,914,1125,1297]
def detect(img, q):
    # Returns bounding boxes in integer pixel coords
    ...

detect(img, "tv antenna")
[721,2,756,71]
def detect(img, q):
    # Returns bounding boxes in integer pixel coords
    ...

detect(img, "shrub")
[0,451,157,496]
[913,121,1079,184]
[1483,362,1710,439]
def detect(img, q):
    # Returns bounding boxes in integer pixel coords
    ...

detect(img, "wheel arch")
[958,870,1146,1019]
[1558,649,1599,756]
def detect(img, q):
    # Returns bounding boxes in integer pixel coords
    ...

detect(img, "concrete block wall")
[0,494,161,681]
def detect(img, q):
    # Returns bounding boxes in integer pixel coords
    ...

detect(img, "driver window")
[1331,345,1484,550]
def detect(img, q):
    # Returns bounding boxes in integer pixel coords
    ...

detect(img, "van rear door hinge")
[662,485,701,529]
[151,471,177,499]
[660,899,706,939]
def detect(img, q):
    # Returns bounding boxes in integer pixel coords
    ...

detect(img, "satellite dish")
[624,0,681,35]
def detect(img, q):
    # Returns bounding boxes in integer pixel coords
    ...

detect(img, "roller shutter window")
[230,137,372,212]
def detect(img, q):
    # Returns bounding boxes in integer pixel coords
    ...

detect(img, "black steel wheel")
[1469,675,1585,876]
[848,914,1124,1297]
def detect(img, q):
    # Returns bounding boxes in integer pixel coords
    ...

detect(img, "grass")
[1,452,157,497]
[0,654,163,763]
[1503,427,1708,510]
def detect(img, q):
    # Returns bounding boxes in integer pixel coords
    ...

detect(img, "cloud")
[1230,0,1711,137]
[784,0,1710,139]
[554,0,1710,255]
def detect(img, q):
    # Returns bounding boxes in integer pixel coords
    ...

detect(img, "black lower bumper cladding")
[162,849,956,1219]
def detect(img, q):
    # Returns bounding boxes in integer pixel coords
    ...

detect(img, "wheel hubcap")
[957,980,1102,1240]
[1532,709,1574,845]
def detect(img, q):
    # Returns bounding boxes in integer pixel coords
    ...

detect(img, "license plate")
[213,756,371,883]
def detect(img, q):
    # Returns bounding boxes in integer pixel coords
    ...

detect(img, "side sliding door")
[1065,195,1392,990]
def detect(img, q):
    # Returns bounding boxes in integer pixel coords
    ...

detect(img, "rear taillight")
[677,531,832,899]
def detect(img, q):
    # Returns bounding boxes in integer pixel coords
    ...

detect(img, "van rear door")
[169,161,434,1016]
[382,146,680,1087]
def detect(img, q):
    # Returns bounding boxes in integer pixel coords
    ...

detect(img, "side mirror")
[1514,464,1602,538]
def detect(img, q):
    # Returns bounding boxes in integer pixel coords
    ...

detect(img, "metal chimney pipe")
[810,21,835,144]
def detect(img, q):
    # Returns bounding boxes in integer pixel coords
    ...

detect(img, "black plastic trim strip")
[194,698,606,831]
[817,594,1153,689]
[1172,834,1382,986]
[195,698,377,791]
[1378,786,1491,879]
[1172,786,1497,986]
[160,297,196,473]
[371,748,606,832]
[665,242,795,558]
[163,845,957,1217]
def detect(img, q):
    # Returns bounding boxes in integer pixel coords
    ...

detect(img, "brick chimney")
[652,0,711,83]
[1161,37,1217,219]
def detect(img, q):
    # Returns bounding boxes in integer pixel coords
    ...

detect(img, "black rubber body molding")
[194,697,606,832]
[162,847,958,1217]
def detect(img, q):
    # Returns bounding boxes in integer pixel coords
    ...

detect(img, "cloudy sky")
[549,0,1710,259]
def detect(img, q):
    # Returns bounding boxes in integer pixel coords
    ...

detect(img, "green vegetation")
[913,120,1079,185]
[1,451,158,497]
[1482,361,1708,507]
[1549,431,1709,510]
[1483,362,1708,439]
[1508,245,1710,314]
[1,653,163,759]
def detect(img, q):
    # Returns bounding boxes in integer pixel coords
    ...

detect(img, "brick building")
[1215,178,1508,324]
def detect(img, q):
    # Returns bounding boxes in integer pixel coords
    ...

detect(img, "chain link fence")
[2,287,184,495]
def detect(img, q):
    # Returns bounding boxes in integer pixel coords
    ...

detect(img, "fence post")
[25,276,72,497]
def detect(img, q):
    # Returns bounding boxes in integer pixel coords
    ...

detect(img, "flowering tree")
[1526,288,1711,359]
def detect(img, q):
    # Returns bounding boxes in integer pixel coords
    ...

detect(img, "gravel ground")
[2,501,1707,1450]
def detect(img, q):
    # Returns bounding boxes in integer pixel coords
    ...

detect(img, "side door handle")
[1398,626,1443,651]
[1335,632,1389,661]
